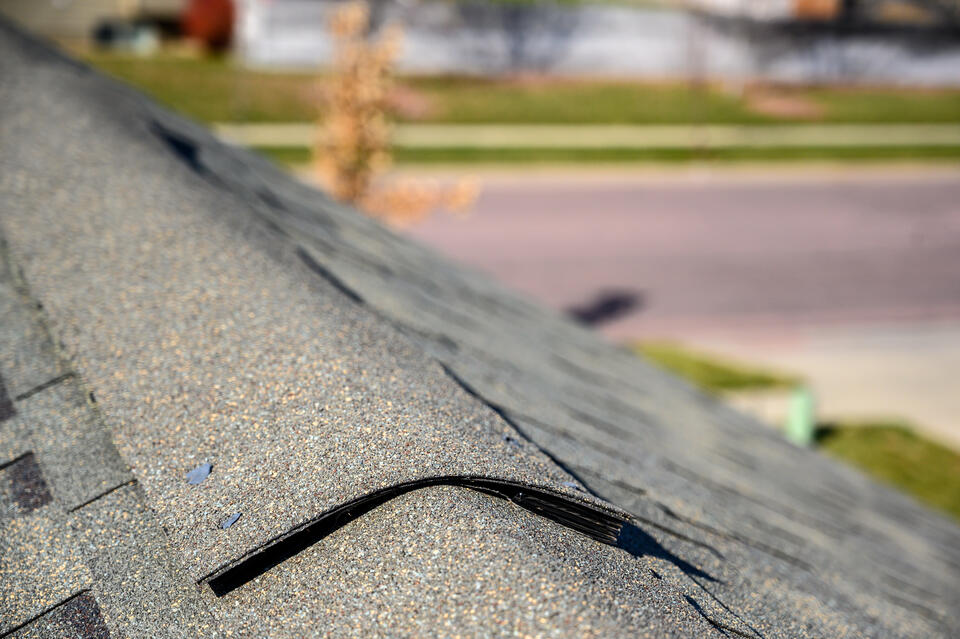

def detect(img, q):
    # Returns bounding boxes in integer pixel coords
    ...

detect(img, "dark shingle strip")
[2,452,52,514]
[7,591,110,639]
[0,374,14,423]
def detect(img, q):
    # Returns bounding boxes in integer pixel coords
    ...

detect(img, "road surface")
[404,166,960,446]
[407,166,960,336]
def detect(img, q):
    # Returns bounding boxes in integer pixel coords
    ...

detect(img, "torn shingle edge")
[204,476,627,596]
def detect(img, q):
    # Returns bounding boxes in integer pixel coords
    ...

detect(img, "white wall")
[235,0,960,86]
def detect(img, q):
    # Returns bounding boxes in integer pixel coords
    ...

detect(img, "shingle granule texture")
[70,484,219,638]
[9,592,111,639]
[0,26,617,584]
[1,18,959,638]
[0,506,91,634]
[13,379,131,510]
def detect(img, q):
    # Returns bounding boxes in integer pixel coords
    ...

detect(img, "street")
[405,165,960,446]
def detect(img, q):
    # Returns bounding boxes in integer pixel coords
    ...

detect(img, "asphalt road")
[406,166,960,446]
[407,167,960,338]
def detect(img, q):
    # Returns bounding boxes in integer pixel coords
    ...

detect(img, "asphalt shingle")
[14,379,131,511]
[0,507,91,634]
[70,484,218,639]
[0,18,621,590]
[212,484,724,639]
[0,16,958,638]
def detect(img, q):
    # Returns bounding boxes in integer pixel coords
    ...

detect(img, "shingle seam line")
[13,372,76,402]
[0,589,92,638]
[67,478,137,513]
[438,362,603,498]
[0,450,31,472]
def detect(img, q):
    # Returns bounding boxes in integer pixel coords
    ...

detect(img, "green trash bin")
[786,386,816,447]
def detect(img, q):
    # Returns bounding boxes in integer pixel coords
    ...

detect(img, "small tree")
[316,1,400,204]
[316,1,477,226]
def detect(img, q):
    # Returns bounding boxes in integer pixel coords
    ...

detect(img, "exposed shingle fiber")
[255,106,960,639]
[290,208,960,635]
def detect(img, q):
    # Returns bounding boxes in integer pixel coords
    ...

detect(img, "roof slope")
[1,19,958,639]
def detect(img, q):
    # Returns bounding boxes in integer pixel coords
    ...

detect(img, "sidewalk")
[215,122,960,149]
[694,323,960,451]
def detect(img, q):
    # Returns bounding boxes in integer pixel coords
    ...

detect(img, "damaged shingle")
[0,17,958,639]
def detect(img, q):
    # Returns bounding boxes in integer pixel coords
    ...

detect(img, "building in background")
[0,0,186,39]
[233,0,960,84]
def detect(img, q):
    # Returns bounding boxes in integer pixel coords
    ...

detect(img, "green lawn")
[81,52,960,126]
[633,341,799,395]
[634,342,799,395]
[81,53,322,123]
[79,52,960,164]
[634,341,960,521]
[403,76,758,124]
[258,145,960,166]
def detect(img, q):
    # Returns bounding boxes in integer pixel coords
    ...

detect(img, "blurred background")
[3,0,958,518]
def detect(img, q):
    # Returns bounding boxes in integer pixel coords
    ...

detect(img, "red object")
[182,0,235,51]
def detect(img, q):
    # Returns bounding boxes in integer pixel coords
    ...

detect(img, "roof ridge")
[0,24,631,588]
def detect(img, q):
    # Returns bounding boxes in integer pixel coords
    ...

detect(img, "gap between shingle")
[13,372,76,403]
[68,479,137,513]
[205,476,628,597]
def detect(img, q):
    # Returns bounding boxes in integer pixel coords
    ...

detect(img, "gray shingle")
[212,484,725,638]
[0,261,65,400]
[70,484,219,638]
[0,506,91,634]
[0,16,958,638]
[15,379,131,511]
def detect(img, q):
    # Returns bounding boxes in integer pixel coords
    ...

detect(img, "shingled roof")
[1,19,958,639]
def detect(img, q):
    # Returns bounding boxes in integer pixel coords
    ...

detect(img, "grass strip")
[632,341,799,394]
[82,52,960,126]
[256,145,960,166]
